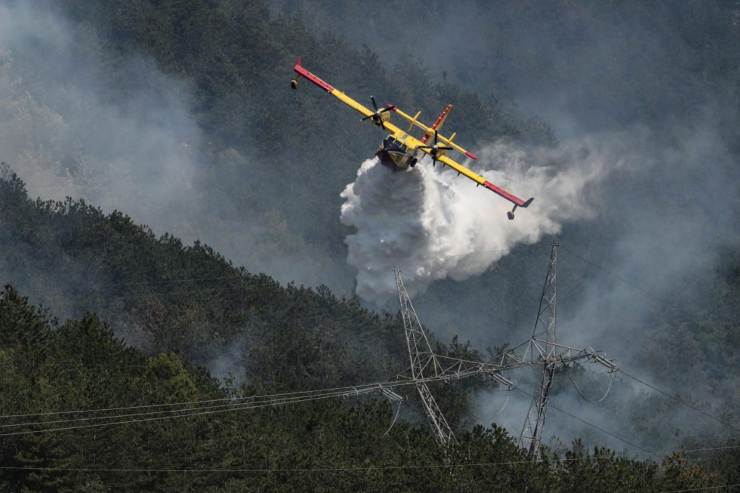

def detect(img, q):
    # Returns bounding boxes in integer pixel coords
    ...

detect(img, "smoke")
[0,3,201,233]
[2,0,738,452]
[0,1,351,291]
[340,135,623,304]
[206,337,248,387]
[341,117,739,452]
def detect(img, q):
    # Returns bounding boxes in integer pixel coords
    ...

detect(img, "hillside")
[0,0,739,489]
[0,252,732,491]
[1,151,739,491]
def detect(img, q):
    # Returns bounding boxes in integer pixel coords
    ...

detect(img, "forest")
[0,0,738,490]
[0,168,737,491]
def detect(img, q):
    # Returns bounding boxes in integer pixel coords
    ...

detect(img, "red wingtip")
[464,150,478,160]
[295,56,302,68]
[483,180,527,207]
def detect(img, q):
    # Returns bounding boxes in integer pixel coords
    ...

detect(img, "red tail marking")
[421,104,454,144]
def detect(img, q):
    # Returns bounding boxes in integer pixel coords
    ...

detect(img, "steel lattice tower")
[519,241,559,458]
[512,241,616,459]
[395,268,457,446]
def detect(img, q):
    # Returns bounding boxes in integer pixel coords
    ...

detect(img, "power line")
[0,382,404,429]
[0,382,383,420]
[0,460,536,474]
[617,367,740,434]
[513,386,655,455]
[659,485,740,493]
[0,462,733,490]
[0,455,683,473]
[0,372,513,436]
[680,445,740,453]
[3,243,737,456]
[0,392,356,437]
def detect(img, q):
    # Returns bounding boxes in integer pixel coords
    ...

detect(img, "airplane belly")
[376,149,409,170]
[378,136,412,169]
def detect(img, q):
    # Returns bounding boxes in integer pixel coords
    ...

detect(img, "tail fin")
[421,104,454,144]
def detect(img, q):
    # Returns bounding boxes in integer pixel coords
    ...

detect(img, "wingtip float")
[291,57,534,220]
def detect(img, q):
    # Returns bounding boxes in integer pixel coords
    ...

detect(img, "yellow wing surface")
[292,58,533,213]
[392,107,479,161]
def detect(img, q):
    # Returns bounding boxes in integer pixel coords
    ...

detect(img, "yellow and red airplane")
[291,58,533,219]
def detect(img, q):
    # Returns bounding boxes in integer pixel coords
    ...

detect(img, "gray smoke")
[340,114,739,452]
[0,1,345,291]
[3,0,738,453]
[0,3,200,232]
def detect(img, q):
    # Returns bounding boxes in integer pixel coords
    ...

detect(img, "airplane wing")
[434,154,534,213]
[393,105,533,215]
[293,58,533,217]
[293,58,376,119]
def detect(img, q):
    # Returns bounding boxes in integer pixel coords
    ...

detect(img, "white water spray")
[340,139,618,303]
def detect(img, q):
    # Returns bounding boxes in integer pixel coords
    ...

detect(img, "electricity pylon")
[520,240,559,458]
[507,241,617,459]
[395,268,514,447]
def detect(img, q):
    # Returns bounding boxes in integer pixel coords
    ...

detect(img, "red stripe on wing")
[293,58,335,92]
[483,180,527,207]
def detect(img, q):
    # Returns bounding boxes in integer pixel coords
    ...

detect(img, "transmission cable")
[617,367,740,434]
[0,373,488,436]
[512,386,655,455]
[0,392,361,437]
[566,370,615,404]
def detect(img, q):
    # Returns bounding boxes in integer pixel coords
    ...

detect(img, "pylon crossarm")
[528,339,618,370]
[439,359,463,376]
[521,341,533,363]
[434,354,524,376]
[435,353,502,369]
[491,373,514,389]
[590,354,617,371]
[500,350,526,366]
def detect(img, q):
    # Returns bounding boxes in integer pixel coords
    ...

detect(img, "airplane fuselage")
[376,135,418,169]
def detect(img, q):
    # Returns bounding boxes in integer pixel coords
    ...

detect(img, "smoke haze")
[0,1,348,292]
[0,3,200,232]
[0,0,737,454]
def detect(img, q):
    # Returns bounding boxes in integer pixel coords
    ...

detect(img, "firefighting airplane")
[291,58,533,219]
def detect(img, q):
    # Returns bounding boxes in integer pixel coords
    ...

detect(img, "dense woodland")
[0,0,739,490]
[0,170,737,491]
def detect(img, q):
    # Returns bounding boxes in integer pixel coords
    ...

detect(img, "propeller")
[417,130,453,166]
[362,96,396,130]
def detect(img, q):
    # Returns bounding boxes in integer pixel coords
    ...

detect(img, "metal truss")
[510,241,616,459]
[392,240,617,453]
[394,269,516,447]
